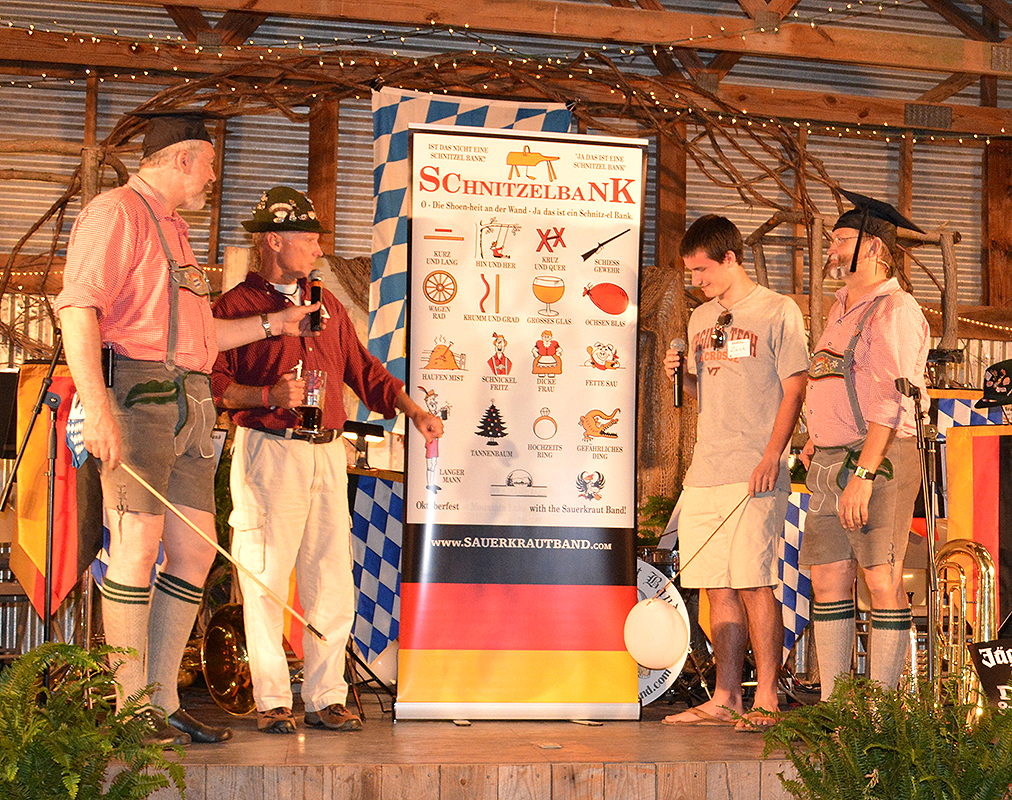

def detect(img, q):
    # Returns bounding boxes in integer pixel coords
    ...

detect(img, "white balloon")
[623,598,689,670]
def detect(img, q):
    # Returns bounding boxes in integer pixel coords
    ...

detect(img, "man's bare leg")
[737,585,783,728]
[663,587,746,723]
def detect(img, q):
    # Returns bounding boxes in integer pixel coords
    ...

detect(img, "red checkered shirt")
[806,277,929,446]
[55,175,217,373]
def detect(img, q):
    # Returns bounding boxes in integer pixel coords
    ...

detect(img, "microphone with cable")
[670,338,686,408]
[308,269,323,332]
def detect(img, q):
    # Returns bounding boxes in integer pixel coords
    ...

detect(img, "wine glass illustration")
[532,275,565,317]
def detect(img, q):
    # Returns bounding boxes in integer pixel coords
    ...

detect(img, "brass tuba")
[199,604,255,716]
[933,539,997,712]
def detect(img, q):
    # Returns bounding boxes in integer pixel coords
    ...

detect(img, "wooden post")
[207,119,227,267]
[809,215,824,348]
[751,243,768,288]
[939,231,959,350]
[308,97,338,255]
[791,127,807,295]
[637,123,688,512]
[80,74,100,207]
[983,139,1012,306]
[897,134,915,292]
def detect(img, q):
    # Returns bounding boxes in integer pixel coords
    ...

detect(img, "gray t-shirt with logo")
[683,284,809,489]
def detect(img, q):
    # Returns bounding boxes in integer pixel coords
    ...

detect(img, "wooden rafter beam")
[60,0,1012,77]
[607,0,686,79]
[919,73,978,102]
[707,52,742,80]
[216,11,269,46]
[163,5,211,41]
[919,0,1000,40]
[973,0,1012,30]
[1,27,1011,136]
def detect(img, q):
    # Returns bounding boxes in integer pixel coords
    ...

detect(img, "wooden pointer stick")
[120,463,327,642]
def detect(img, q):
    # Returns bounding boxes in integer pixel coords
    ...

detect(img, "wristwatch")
[260,312,274,339]
[853,465,875,480]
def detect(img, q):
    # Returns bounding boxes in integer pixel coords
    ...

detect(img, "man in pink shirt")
[55,112,317,746]
[800,191,929,699]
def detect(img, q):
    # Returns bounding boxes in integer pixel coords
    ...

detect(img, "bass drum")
[634,558,691,706]
[200,603,256,716]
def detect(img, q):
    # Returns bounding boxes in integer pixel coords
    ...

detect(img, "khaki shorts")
[800,436,920,569]
[677,483,787,589]
[99,356,217,515]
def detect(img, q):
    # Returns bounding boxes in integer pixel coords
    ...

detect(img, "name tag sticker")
[728,339,751,359]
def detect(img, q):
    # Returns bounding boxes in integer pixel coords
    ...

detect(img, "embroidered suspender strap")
[130,188,184,370]
[840,293,888,436]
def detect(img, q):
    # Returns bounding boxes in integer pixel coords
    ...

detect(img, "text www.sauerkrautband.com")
[429,537,613,550]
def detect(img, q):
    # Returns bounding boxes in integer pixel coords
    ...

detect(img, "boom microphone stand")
[896,376,939,685]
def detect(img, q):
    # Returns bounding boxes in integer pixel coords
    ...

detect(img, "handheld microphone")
[670,338,686,408]
[308,269,323,332]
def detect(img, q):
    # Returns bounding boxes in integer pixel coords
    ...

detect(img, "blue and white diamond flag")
[366,87,571,426]
[351,475,405,663]
[780,491,812,661]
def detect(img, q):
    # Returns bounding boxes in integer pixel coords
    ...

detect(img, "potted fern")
[0,642,186,799]
[763,675,1012,800]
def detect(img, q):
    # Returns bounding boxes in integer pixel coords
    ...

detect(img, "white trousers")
[230,427,353,713]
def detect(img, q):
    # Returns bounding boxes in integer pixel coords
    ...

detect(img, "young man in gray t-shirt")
[662,215,808,729]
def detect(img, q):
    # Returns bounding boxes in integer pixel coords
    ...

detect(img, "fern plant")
[0,642,186,800]
[763,675,1012,800]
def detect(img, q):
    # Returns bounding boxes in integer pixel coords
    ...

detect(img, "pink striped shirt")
[54,175,217,373]
[806,278,928,447]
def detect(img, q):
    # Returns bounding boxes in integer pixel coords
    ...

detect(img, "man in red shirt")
[212,186,443,734]
[56,114,317,746]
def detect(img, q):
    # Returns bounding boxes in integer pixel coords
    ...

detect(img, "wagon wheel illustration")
[423,270,457,304]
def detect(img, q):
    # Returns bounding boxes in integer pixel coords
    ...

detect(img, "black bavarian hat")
[242,186,329,233]
[132,109,218,159]
[976,359,1012,409]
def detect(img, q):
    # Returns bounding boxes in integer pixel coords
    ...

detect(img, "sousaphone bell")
[200,604,255,716]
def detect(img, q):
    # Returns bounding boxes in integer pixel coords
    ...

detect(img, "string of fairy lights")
[0,0,1004,148]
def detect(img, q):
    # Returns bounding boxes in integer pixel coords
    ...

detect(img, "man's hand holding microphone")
[663,339,693,406]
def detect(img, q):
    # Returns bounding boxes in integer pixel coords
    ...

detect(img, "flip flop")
[661,707,734,726]
[733,710,779,732]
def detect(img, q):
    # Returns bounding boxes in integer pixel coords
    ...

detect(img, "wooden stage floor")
[157,687,796,800]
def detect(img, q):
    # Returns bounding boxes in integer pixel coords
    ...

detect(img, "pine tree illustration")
[475,402,508,445]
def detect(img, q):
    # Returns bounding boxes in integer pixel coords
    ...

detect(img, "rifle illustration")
[581,228,630,261]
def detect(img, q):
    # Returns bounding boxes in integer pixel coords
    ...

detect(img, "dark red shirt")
[211,272,403,432]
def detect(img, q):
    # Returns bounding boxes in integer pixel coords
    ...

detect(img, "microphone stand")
[0,332,65,646]
[895,377,939,686]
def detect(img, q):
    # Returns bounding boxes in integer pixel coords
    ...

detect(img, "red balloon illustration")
[583,282,629,315]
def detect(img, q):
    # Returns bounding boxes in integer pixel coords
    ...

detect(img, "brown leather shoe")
[140,709,191,747]
[257,707,296,734]
[304,704,362,731]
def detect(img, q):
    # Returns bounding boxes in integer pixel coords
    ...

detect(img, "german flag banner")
[397,524,638,718]
[11,363,102,617]
[399,127,645,720]
[945,424,1012,626]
